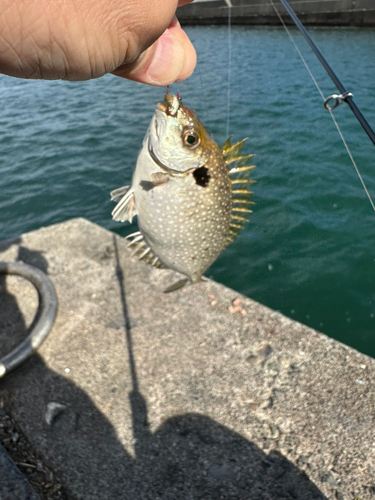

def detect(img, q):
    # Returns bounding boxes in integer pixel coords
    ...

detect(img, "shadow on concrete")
[0,240,328,499]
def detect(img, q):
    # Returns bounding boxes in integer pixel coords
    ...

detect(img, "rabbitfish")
[111,93,255,291]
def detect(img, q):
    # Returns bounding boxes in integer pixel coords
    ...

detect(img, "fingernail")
[146,30,185,86]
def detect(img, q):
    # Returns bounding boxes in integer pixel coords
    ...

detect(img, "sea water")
[0,26,374,357]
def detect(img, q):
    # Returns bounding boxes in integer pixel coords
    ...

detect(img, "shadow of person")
[17,245,49,275]
[0,238,327,500]
[2,355,328,500]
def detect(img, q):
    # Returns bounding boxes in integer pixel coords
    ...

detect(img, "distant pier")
[177,0,375,26]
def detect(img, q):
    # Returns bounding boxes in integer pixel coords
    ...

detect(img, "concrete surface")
[177,0,375,26]
[0,443,41,500]
[0,218,374,500]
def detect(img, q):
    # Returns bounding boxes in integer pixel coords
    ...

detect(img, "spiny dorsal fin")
[222,137,248,162]
[226,154,255,167]
[222,137,256,248]
[125,232,165,269]
[221,136,232,152]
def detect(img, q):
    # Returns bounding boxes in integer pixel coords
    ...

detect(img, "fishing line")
[197,59,210,124]
[269,0,375,212]
[226,0,232,139]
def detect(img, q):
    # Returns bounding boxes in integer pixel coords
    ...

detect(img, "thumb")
[112,17,196,86]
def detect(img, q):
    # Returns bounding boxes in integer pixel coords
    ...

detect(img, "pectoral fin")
[111,187,137,223]
[151,172,169,186]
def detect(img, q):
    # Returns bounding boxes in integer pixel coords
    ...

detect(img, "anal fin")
[125,232,165,269]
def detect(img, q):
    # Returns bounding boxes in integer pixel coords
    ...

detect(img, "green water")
[0,26,374,357]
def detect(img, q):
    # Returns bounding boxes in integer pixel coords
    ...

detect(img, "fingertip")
[114,22,196,86]
[146,30,185,85]
[173,28,197,82]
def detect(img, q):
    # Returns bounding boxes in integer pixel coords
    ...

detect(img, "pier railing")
[177,0,375,26]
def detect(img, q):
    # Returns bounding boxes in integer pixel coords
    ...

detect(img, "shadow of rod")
[113,235,138,393]
[113,235,150,456]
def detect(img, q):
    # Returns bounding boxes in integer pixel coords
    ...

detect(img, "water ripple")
[0,26,375,356]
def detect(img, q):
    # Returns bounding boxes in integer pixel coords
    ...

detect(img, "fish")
[111,92,255,292]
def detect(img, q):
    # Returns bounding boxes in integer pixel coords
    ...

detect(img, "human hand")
[0,0,196,85]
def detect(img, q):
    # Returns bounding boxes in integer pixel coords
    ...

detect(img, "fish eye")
[183,130,200,148]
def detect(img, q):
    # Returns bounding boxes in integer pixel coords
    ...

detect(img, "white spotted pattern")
[133,146,232,283]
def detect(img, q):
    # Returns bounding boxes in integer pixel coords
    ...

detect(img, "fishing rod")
[277,0,375,148]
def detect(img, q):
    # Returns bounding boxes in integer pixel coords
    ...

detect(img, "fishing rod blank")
[277,0,375,148]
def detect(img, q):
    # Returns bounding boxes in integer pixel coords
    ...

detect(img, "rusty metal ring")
[0,262,58,378]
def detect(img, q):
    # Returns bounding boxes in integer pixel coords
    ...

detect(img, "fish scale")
[111,93,254,291]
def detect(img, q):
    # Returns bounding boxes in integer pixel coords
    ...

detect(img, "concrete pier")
[177,0,375,26]
[0,218,374,499]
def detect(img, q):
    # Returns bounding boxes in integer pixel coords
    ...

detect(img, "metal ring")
[323,91,353,111]
[0,262,58,378]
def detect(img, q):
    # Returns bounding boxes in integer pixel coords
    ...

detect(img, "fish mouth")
[156,94,180,117]
[148,139,199,177]
[156,102,167,113]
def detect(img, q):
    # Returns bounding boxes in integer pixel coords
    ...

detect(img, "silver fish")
[111,93,255,291]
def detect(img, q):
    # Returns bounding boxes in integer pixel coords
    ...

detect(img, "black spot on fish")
[139,180,155,191]
[193,166,210,187]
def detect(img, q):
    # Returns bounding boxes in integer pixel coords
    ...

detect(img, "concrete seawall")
[0,218,374,499]
[177,0,375,26]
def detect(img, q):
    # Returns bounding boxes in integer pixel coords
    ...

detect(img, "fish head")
[148,93,215,175]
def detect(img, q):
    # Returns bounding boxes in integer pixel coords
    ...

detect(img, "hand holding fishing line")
[0,0,196,85]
